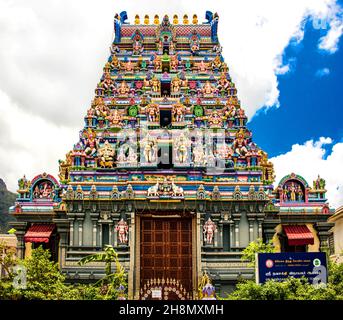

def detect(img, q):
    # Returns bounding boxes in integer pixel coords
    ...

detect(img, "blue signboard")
[256,252,327,285]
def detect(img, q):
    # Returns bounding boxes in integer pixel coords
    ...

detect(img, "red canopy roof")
[283,225,314,246]
[24,224,55,243]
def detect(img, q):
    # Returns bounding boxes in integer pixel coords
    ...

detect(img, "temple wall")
[239,212,249,247]
[83,213,93,246]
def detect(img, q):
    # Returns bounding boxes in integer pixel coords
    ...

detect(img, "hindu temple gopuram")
[9,11,335,299]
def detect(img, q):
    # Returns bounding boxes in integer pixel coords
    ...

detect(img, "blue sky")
[250,17,343,158]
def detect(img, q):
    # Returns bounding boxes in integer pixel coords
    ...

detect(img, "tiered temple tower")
[10,12,334,299]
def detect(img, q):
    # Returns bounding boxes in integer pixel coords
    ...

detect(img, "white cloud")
[271,137,343,209]
[0,0,342,194]
[315,67,331,77]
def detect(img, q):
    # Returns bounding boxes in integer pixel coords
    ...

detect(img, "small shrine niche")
[279,178,306,203]
[32,179,55,200]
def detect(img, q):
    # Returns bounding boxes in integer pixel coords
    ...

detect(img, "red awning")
[24,224,55,243]
[283,225,314,246]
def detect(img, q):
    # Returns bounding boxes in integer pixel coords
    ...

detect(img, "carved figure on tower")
[170,55,178,70]
[172,103,185,122]
[83,128,98,157]
[116,218,129,244]
[117,81,131,96]
[142,134,157,163]
[145,103,159,122]
[203,217,217,244]
[174,132,190,163]
[208,110,223,128]
[106,109,123,127]
[171,76,182,93]
[211,55,222,70]
[201,81,217,96]
[98,140,115,168]
[233,129,248,156]
[151,76,161,93]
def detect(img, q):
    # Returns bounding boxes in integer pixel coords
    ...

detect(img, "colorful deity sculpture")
[193,144,206,166]
[98,140,115,168]
[142,134,157,163]
[116,218,129,244]
[171,77,182,93]
[195,60,209,73]
[117,81,131,96]
[106,109,123,127]
[203,217,217,244]
[233,129,248,156]
[313,175,326,190]
[172,103,185,122]
[201,81,217,96]
[153,54,162,70]
[132,39,144,55]
[217,72,230,92]
[208,110,223,128]
[83,128,98,156]
[212,55,222,70]
[170,55,178,70]
[93,97,110,118]
[145,103,159,122]
[101,72,116,94]
[174,133,190,163]
[151,76,161,93]
[121,59,135,72]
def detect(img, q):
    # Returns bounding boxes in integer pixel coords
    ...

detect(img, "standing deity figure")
[172,103,185,122]
[171,77,182,93]
[170,55,178,70]
[106,109,122,127]
[117,81,130,95]
[233,129,248,156]
[145,103,159,122]
[153,54,162,70]
[201,81,216,96]
[142,134,157,163]
[203,218,217,244]
[116,147,127,163]
[157,40,163,54]
[175,133,190,163]
[208,110,223,128]
[116,218,129,244]
[151,76,160,93]
[98,140,115,168]
[296,185,303,201]
[83,129,98,156]
[290,183,297,201]
[313,175,326,190]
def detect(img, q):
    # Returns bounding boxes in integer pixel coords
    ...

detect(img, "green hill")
[0,179,17,233]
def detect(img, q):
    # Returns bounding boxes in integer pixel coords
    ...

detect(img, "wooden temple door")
[140,217,193,300]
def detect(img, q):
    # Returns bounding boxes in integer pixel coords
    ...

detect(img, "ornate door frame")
[130,212,199,300]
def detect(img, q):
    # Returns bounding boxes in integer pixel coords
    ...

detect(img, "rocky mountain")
[0,179,16,233]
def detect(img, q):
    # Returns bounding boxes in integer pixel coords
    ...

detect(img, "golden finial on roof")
[154,14,159,25]
[134,14,140,25]
[183,14,189,24]
[192,14,198,24]
[173,14,178,24]
[144,14,149,24]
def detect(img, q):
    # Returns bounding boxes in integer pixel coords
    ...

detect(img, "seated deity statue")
[121,60,135,72]
[233,129,248,157]
[193,145,205,166]
[196,60,209,73]
[101,72,115,93]
[83,129,98,156]
[201,81,217,96]
[110,54,120,69]
[223,102,236,118]
[132,39,144,55]
[117,81,130,95]
[208,110,223,128]
[98,140,115,168]
[106,109,122,127]
[211,55,222,70]
[217,72,230,92]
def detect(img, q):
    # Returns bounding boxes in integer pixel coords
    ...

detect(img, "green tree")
[241,238,275,267]
[78,245,127,299]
